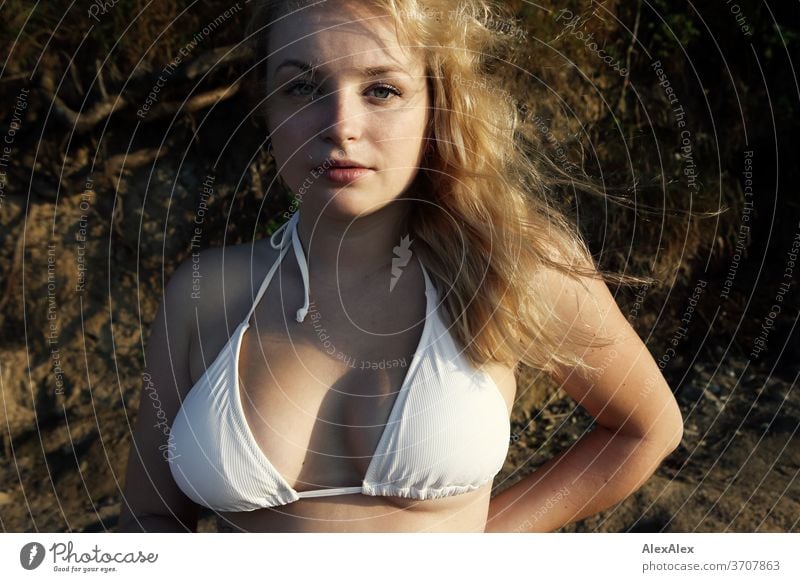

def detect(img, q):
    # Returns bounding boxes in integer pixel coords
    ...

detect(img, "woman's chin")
[305,186,396,220]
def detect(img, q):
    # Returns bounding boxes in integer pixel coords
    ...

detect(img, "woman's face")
[263,2,430,219]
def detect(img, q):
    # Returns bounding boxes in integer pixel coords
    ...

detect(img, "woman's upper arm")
[118,257,202,532]
[539,265,684,450]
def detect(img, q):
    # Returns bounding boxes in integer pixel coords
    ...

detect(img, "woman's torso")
[183,238,517,532]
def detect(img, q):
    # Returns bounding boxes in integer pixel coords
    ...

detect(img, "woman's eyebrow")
[275,59,412,78]
[358,65,413,78]
[276,59,315,74]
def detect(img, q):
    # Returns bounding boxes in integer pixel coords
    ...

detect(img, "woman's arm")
[118,258,202,532]
[485,266,683,533]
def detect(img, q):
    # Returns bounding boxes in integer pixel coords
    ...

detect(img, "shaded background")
[0,0,797,532]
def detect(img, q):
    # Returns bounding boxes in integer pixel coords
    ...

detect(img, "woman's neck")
[296,203,414,291]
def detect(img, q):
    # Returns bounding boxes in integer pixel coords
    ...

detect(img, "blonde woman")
[119,0,683,533]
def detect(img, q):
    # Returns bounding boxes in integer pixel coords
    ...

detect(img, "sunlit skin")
[263,2,432,286]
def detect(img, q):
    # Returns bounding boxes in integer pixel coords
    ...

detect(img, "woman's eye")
[369,84,402,100]
[284,82,402,101]
[286,81,317,98]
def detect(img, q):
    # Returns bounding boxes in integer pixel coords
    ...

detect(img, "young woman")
[119,0,683,533]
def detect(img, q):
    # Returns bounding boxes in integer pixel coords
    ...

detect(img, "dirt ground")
[505,357,799,533]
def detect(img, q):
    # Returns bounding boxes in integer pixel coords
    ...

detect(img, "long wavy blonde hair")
[245,0,629,374]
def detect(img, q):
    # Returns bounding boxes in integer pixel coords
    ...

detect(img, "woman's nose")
[318,87,364,145]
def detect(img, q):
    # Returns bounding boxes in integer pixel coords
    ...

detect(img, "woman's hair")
[245,0,639,374]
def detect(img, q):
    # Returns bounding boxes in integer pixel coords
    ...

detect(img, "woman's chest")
[186,271,517,495]
[238,316,427,488]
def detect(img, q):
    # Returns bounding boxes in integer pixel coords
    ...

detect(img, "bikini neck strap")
[268,210,433,324]
[269,211,310,323]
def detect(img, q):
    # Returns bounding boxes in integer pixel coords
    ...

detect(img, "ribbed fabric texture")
[168,211,510,512]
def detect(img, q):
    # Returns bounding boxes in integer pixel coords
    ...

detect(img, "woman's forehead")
[265,3,424,76]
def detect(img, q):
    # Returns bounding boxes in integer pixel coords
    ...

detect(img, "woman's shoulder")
[173,239,278,308]
[172,239,280,384]
[529,251,612,332]
[166,241,277,335]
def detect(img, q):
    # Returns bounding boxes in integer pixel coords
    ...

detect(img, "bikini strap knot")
[269,212,310,323]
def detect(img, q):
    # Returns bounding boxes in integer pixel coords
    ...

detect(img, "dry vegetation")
[0,0,797,532]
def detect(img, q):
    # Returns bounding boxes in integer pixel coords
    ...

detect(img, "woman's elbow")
[647,399,685,457]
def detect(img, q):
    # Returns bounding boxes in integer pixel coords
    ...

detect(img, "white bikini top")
[167,211,511,512]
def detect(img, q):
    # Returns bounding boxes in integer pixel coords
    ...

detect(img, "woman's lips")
[317,166,374,184]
